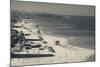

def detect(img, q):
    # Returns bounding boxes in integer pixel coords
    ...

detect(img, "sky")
[11,0,95,16]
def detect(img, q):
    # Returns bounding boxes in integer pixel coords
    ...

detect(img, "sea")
[28,15,95,50]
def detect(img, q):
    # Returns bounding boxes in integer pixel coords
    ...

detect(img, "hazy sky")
[11,0,95,16]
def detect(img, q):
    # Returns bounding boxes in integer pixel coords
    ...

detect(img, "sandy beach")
[11,20,95,66]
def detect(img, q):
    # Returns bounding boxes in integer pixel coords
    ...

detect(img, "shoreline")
[11,20,95,66]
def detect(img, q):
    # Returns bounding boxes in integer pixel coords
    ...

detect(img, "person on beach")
[55,40,61,46]
[38,35,44,40]
[36,25,39,28]
[36,25,41,34]
[37,29,41,34]
[36,25,44,40]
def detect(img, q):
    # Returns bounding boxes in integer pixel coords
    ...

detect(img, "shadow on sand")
[11,54,54,58]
